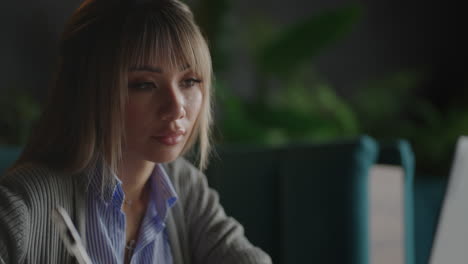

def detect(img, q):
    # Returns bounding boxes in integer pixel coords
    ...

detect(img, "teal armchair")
[377,140,416,264]
[0,146,21,175]
[376,140,451,264]
[206,136,379,264]
[413,176,448,264]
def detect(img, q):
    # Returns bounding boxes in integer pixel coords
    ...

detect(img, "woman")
[0,0,271,263]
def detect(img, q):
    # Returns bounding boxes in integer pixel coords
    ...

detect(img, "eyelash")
[128,78,202,91]
[182,78,202,88]
[128,81,156,91]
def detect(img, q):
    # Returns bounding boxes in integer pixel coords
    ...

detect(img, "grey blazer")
[0,158,271,264]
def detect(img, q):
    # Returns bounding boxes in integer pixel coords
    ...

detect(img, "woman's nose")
[159,87,186,121]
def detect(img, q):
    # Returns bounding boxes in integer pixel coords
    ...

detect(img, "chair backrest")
[413,176,448,264]
[377,140,416,264]
[206,136,379,264]
[206,147,282,260]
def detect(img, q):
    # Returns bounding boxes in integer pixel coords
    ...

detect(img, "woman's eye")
[181,78,202,88]
[128,81,157,91]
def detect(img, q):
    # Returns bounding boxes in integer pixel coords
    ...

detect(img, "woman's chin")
[143,149,183,164]
[125,138,187,164]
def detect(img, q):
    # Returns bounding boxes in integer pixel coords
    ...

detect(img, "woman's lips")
[151,131,185,146]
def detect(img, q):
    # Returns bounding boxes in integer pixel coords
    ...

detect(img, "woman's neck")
[117,155,155,202]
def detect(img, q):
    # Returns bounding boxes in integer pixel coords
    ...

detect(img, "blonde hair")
[13,0,213,178]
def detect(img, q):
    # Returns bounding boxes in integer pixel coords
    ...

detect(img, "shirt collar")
[150,164,178,224]
[87,163,178,217]
[87,162,119,206]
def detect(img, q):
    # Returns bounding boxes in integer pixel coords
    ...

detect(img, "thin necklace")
[123,198,133,205]
[123,183,150,206]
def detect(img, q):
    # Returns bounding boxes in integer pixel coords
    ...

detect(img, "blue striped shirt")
[85,164,178,264]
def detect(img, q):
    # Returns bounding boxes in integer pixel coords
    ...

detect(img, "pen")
[52,206,92,264]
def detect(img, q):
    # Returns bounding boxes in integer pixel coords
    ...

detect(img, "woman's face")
[123,63,203,163]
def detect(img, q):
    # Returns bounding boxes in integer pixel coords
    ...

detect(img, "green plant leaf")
[256,3,362,76]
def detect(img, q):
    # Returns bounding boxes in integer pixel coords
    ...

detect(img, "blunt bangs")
[121,5,212,88]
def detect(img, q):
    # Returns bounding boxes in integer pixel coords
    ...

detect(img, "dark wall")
[0,0,81,101]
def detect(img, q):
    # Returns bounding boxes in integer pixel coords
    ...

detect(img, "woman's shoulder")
[165,157,203,181]
[2,162,64,181]
[0,163,78,263]
[164,158,206,194]
[0,162,74,198]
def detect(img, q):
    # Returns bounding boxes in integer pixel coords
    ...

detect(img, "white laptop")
[430,136,468,264]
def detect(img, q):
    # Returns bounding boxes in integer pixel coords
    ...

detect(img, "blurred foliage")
[217,69,360,146]
[350,70,464,175]
[193,0,466,175]
[194,1,363,146]
[256,5,362,77]
[0,88,41,146]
